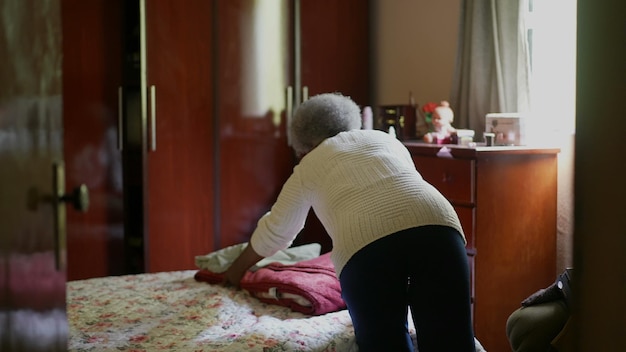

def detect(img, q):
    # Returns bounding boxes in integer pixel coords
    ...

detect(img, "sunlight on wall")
[526,0,577,143]
[240,0,287,127]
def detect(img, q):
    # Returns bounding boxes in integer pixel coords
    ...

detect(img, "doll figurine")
[423,101,456,144]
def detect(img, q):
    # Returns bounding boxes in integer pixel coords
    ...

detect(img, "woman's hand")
[221,244,265,289]
[223,265,246,288]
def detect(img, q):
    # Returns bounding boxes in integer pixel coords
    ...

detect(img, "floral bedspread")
[67,270,358,352]
[68,270,486,352]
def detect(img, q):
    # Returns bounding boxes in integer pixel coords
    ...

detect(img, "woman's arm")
[223,244,264,288]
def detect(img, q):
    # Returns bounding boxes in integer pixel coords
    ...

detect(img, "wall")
[373,0,574,273]
[372,0,460,106]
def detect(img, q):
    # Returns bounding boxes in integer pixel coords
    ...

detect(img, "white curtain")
[450,0,531,134]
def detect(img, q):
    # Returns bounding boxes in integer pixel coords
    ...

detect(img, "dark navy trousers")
[339,225,476,352]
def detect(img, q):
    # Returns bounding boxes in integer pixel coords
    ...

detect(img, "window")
[525,0,577,140]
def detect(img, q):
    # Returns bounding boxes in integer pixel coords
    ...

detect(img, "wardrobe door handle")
[150,85,156,151]
[302,85,308,103]
[139,0,151,152]
[117,86,124,151]
[286,85,293,145]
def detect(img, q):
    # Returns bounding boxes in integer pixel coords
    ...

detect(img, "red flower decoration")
[421,102,438,125]
[422,102,438,114]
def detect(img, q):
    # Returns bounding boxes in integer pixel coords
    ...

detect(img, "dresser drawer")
[412,155,475,204]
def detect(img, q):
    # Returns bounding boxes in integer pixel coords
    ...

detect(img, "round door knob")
[60,184,90,212]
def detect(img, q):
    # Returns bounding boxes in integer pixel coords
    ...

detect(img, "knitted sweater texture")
[250,129,465,277]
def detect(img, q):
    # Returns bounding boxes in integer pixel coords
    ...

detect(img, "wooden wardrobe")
[62,0,370,279]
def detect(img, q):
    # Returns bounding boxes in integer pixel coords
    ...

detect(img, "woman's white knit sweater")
[250,129,465,277]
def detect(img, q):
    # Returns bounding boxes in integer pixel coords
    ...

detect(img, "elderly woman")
[224,93,475,352]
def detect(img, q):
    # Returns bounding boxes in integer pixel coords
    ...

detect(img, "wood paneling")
[216,0,371,252]
[62,0,125,280]
[473,153,558,351]
[62,0,371,277]
[294,0,372,253]
[216,0,295,249]
[143,0,215,272]
[300,0,371,106]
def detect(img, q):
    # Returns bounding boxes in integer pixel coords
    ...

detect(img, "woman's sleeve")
[249,168,312,258]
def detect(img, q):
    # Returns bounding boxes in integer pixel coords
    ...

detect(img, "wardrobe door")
[62,0,126,280]
[293,0,371,252]
[300,0,371,106]
[215,0,295,249]
[143,0,215,272]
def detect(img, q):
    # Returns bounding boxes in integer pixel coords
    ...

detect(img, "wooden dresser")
[404,142,559,352]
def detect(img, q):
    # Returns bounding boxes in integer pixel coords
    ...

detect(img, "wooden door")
[293,0,372,252]
[143,0,215,272]
[300,0,371,107]
[215,0,295,249]
[0,0,67,350]
[61,0,126,280]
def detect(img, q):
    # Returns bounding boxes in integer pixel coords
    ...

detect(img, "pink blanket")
[194,253,346,315]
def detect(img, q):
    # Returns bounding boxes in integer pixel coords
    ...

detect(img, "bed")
[67,269,360,351]
[67,247,487,351]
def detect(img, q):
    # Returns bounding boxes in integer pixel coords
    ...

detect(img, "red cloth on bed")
[194,252,346,315]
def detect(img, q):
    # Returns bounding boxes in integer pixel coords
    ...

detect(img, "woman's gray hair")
[290,92,362,156]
